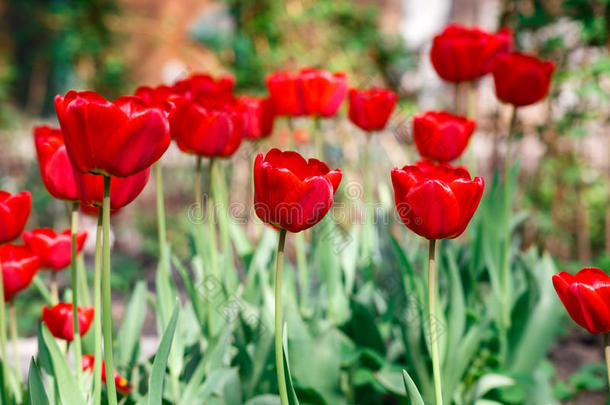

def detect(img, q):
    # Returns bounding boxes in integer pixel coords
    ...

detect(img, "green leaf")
[117,281,148,365]
[40,325,86,404]
[244,395,281,405]
[283,327,300,405]
[402,370,425,405]
[28,358,49,405]
[148,303,180,405]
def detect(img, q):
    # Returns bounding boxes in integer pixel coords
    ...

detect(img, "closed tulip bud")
[254,149,342,233]
[413,111,476,163]
[553,268,610,334]
[1,244,39,302]
[491,52,555,107]
[348,88,397,132]
[266,71,305,117]
[23,228,87,271]
[42,303,94,341]
[391,161,484,239]
[298,68,348,117]
[0,191,32,244]
[238,96,275,140]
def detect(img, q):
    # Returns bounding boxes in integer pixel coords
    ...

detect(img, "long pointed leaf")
[148,303,180,405]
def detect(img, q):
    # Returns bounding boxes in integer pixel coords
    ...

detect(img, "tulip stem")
[274,228,289,405]
[206,158,220,333]
[70,202,83,385]
[102,175,118,405]
[314,117,323,159]
[9,302,21,388]
[428,239,443,405]
[155,162,169,276]
[287,118,295,150]
[93,209,103,405]
[50,272,59,304]
[0,253,8,401]
[466,81,478,175]
[500,105,518,361]
[604,332,610,389]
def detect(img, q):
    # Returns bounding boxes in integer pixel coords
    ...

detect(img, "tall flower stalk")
[0,253,8,398]
[92,208,103,405]
[102,176,118,405]
[274,228,289,405]
[427,239,442,405]
[70,202,83,384]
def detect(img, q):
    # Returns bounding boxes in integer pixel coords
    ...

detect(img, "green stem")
[274,228,289,405]
[428,239,443,405]
[195,156,213,336]
[362,135,373,268]
[287,117,295,150]
[500,106,518,361]
[155,163,170,275]
[466,81,478,175]
[9,302,22,390]
[605,333,610,391]
[314,117,323,159]
[102,175,118,405]
[93,209,103,405]
[70,202,83,385]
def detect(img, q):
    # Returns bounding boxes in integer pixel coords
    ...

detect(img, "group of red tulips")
[0,21,606,405]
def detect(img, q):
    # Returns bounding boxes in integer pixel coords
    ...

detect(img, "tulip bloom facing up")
[23,228,87,271]
[254,149,342,233]
[33,126,79,201]
[42,303,94,341]
[391,161,483,405]
[55,90,171,178]
[82,355,132,395]
[1,244,39,303]
[253,149,342,405]
[239,96,275,140]
[0,191,32,244]
[413,111,476,163]
[430,24,512,83]
[553,267,610,390]
[491,52,555,107]
[348,88,397,132]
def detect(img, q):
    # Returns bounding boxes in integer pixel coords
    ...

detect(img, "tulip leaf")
[148,302,179,405]
[402,370,425,405]
[28,358,49,405]
[40,325,86,405]
[282,325,300,405]
[117,281,148,366]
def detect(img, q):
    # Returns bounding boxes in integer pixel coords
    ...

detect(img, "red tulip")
[54,90,170,177]
[491,52,555,107]
[253,149,342,233]
[266,71,304,117]
[238,96,275,139]
[23,228,87,271]
[173,73,235,109]
[413,111,476,163]
[553,268,610,334]
[33,126,79,201]
[1,244,39,302]
[430,24,512,82]
[133,85,177,111]
[41,303,94,341]
[299,68,348,117]
[391,161,484,239]
[348,88,397,132]
[74,168,150,210]
[0,191,32,244]
[82,355,132,395]
[169,98,245,158]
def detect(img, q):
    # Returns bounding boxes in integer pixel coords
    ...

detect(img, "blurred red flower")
[553,268,610,334]
[253,149,342,233]
[1,244,39,302]
[169,97,246,158]
[238,96,275,140]
[173,73,235,109]
[33,126,79,201]
[23,228,87,271]
[82,355,132,395]
[391,161,484,239]
[299,68,348,117]
[491,52,555,107]
[0,191,32,244]
[266,71,305,117]
[413,111,476,163]
[430,24,512,82]
[42,303,94,341]
[348,88,397,132]
[133,85,177,111]
[55,90,170,177]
